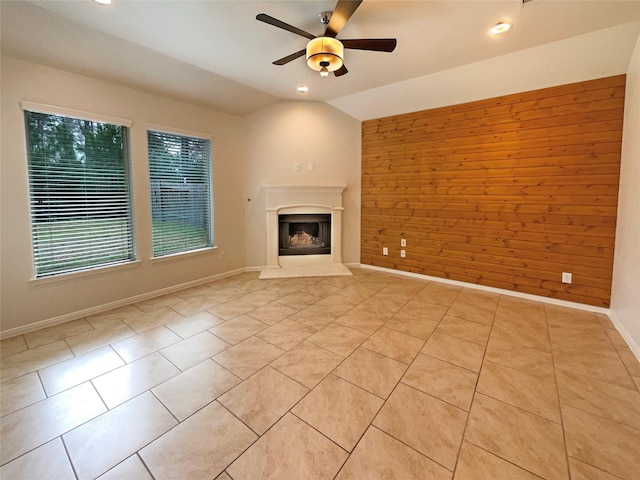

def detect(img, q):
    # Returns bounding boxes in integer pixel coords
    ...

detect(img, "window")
[147,130,213,257]
[24,108,134,277]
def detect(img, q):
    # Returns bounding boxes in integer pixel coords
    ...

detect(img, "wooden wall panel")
[361,75,625,307]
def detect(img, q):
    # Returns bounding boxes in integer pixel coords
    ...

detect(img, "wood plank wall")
[361,75,625,307]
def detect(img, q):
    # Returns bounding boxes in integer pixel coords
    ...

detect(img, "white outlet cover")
[562,272,572,284]
[382,247,388,255]
[401,239,406,247]
[400,250,406,258]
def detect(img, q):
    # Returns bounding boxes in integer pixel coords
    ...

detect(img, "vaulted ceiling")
[2,1,639,118]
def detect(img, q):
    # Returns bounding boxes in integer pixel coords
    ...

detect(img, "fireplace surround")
[259,185,352,279]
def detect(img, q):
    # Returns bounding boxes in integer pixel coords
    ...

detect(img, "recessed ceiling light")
[297,85,309,94]
[490,22,512,35]
[94,0,112,5]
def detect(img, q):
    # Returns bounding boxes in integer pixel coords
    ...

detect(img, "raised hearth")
[259,185,352,279]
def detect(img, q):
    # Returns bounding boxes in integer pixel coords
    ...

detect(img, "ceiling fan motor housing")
[306,37,344,72]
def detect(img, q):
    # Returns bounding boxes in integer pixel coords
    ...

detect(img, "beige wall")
[612,34,640,355]
[0,56,246,333]
[242,101,361,268]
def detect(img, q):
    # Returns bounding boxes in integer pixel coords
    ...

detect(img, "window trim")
[145,123,212,143]
[148,246,218,265]
[29,260,142,285]
[20,100,133,128]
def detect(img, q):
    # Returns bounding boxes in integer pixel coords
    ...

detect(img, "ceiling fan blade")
[334,64,349,77]
[273,49,306,66]
[325,0,363,38]
[256,13,316,40]
[341,38,397,52]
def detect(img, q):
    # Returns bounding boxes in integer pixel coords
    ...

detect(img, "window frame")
[21,101,136,280]
[145,124,215,259]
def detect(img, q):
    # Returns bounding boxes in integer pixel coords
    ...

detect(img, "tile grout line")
[449,293,495,477]
[231,278,419,478]
[446,294,560,479]
[333,290,457,475]
[135,452,158,480]
[60,435,80,480]
[545,303,575,480]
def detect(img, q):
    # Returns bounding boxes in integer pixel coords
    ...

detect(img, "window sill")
[149,246,218,265]
[30,260,142,286]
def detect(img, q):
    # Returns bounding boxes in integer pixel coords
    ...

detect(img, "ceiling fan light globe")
[306,37,344,72]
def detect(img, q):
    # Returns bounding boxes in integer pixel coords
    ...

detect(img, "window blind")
[25,111,135,277]
[147,130,213,257]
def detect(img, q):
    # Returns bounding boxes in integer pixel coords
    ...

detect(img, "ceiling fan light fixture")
[306,37,344,75]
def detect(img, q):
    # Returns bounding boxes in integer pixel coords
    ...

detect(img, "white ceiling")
[2,0,640,118]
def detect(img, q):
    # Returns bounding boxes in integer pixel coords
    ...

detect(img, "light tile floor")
[2,267,640,479]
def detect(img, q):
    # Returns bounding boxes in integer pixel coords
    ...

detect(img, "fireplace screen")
[279,214,331,256]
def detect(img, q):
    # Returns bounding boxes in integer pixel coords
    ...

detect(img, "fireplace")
[279,214,331,256]
[259,185,351,279]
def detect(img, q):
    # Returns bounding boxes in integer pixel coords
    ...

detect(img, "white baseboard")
[607,310,640,363]
[0,267,250,340]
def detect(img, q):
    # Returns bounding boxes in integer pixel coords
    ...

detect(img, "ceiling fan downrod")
[319,11,332,26]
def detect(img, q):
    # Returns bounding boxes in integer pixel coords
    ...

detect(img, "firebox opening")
[279,214,331,256]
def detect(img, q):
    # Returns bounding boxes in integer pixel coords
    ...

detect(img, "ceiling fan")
[256,0,397,78]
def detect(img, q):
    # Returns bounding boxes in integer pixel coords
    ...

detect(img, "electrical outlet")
[400,249,406,258]
[382,247,388,255]
[307,163,314,171]
[295,163,301,171]
[401,239,406,247]
[562,272,572,284]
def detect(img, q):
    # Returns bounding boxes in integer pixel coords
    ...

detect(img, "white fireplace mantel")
[259,185,352,279]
